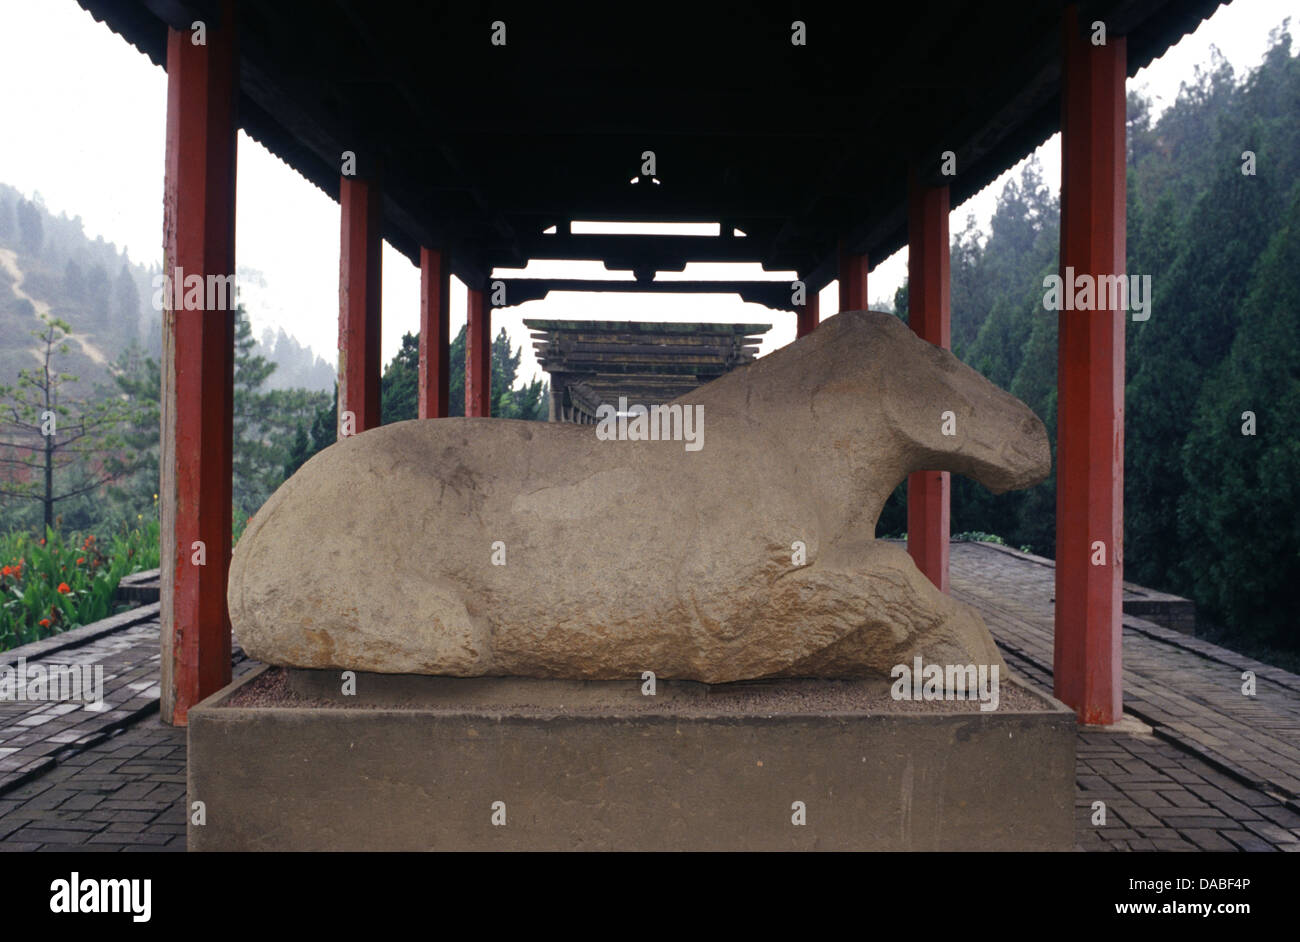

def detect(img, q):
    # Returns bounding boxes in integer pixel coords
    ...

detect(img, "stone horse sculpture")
[228,311,1050,682]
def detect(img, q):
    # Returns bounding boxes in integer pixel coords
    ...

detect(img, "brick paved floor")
[0,610,248,852]
[0,719,186,851]
[0,605,166,793]
[1,543,1297,851]
[950,541,1300,851]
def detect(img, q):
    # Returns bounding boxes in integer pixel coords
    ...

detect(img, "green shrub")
[952,531,1006,545]
[0,518,159,651]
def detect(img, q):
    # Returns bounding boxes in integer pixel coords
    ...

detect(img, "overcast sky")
[0,0,1295,383]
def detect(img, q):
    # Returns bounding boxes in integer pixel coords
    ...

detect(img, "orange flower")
[0,565,13,577]
[76,557,85,565]
[39,618,51,628]
[56,582,71,594]
[38,538,45,545]
[83,535,94,548]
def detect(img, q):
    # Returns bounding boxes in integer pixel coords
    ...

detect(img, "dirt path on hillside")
[0,248,111,367]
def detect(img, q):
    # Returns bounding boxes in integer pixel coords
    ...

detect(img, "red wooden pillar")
[338,172,382,434]
[796,287,819,338]
[906,172,951,593]
[159,4,237,726]
[838,241,869,311]
[466,286,491,417]
[418,247,450,419]
[1054,5,1126,725]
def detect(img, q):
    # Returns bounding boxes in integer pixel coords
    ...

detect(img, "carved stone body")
[228,311,1050,681]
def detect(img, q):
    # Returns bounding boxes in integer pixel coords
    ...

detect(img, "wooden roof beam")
[496,279,800,312]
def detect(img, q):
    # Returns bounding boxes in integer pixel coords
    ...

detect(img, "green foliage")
[15,196,43,255]
[952,531,1005,545]
[0,518,159,651]
[381,332,420,423]
[1176,185,1300,649]
[1125,29,1300,598]
[232,506,251,546]
[382,324,548,422]
[231,306,331,517]
[0,313,154,532]
[101,343,161,521]
[284,382,338,480]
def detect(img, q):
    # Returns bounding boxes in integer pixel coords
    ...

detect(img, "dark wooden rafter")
[329,0,520,276]
[763,0,964,274]
[497,279,801,312]
[511,233,772,269]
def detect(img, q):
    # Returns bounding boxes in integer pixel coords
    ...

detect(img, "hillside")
[0,182,334,394]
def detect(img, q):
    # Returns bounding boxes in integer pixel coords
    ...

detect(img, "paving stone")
[1153,815,1238,829]
[1221,830,1276,852]
[1120,789,1173,807]
[112,781,161,801]
[81,808,156,824]
[12,816,104,832]
[1155,789,1211,809]
[1152,806,1231,818]
[1164,768,1208,785]
[1256,804,1300,828]
[7,827,99,844]
[1241,819,1296,844]
[58,793,103,811]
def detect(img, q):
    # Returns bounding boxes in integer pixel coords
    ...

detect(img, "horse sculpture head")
[689,310,1051,541]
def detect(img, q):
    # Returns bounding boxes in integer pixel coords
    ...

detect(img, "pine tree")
[1177,185,1300,648]
[0,314,151,533]
[231,307,330,516]
[0,192,15,243]
[15,198,43,255]
[113,265,142,336]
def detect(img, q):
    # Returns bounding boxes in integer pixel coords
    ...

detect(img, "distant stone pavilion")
[525,320,772,423]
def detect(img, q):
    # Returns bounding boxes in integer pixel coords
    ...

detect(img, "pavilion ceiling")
[80,0,1224,290]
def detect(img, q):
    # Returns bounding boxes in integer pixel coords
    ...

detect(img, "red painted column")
[338,172,382,434]
[159,4,237,725]
[466,286,491,417]
[1054,5,1126,725]
[838,241,869,311]
[797,288,819,338]
[906,172,951,593]
[418,247,450,419]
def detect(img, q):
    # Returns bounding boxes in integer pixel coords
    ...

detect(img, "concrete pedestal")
[188,666,1075,850]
